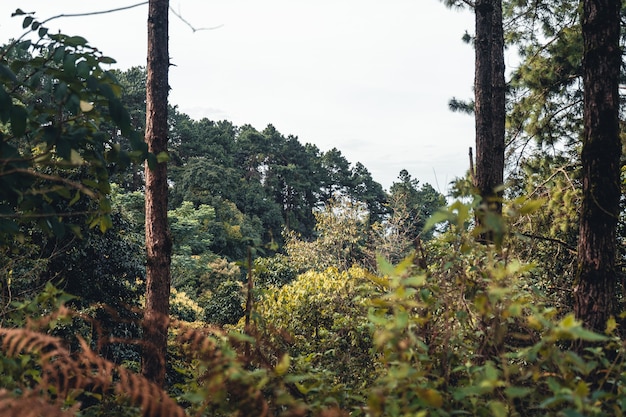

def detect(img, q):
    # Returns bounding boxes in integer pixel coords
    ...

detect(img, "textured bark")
[490,0,505,204]
[142,0,171,386]
[474,0,505,242]
[574,0,621,332]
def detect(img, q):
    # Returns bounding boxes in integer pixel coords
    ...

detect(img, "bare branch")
[2,168,98,199]
[38,2,149,25]
[516,232,576,253]
[169,5,223,33]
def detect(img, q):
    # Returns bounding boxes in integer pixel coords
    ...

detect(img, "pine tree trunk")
[574,0,621,332]
[142,0,171,386]
[474,0,505,242]
[490,0,505,210]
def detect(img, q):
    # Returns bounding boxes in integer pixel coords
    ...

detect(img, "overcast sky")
[0,1,478,192]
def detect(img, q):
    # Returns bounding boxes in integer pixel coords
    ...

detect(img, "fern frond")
[0,327,185,417]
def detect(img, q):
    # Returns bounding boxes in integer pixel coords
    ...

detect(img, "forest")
[0,0,625,416]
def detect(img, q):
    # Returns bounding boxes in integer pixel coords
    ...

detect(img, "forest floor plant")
[1,198,626,416]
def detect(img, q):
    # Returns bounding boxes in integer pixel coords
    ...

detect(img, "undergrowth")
[1,199,626,416]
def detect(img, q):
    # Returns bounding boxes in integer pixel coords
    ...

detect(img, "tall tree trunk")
[142,0,171,386]
[574,0,621,332]
[490,0,505,205]
[474,0,505,242]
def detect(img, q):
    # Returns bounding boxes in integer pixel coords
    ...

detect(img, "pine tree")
[573,0,621,331]
[142,0,171,386]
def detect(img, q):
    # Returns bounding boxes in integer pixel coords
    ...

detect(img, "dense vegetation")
[1,2,625,416]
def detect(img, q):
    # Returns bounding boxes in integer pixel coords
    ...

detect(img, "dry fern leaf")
[0,327,186,417]
[0,328,62,357]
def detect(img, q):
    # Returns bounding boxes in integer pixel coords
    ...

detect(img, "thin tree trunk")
[574,0,621,332]
[142,0,171,386]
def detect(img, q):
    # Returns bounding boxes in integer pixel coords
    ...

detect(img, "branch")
[515,232,576,253]
[1,168,98,199]
[38,2,149,24]
[169,5,223,33]
[0,210,101,219]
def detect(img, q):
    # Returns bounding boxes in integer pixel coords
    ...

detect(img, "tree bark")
[142,0,171,386]
[474,0,505,242]
[574,0,621,332]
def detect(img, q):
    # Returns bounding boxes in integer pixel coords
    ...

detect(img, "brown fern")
[0,327,185,417]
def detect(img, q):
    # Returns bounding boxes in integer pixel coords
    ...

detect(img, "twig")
[469,147,476,186]
[169,5,223,33]
[1,168,98,199]
[38,2,149,24]
[515,232,576,253]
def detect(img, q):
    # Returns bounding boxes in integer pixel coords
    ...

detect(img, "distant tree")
[350,162,388,225]
[574,0,621,331]
[142,0,171,386]
[389,170,447,241]
[319,148,354,201]
[284,199,370,272]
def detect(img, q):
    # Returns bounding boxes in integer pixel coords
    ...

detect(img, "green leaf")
[56,137,71,160]
[63,53,77,79]
[423,209,451,232]
[519,198,547,215]
[52,46,65,63]
[489,401,508,417]
[108,98,131,134]
[11,9,26,16]
[504,386,532,399]
[0,218,19,234]
[0,64,17,82]
[569,327,609,342]
[275,353,290,376]
[156,151,169,163]
[38,27,48,38]
[10,105,27,137]
[99,56,117,64]
[0,86,12,123]
[65,36,88,47]
[376,255,395,276]
[53,82,68,102]
[22,16,34,29]
[69,191,81,207]
[76,60,91,78]
[146,153,158,170]
[99,214,113,233]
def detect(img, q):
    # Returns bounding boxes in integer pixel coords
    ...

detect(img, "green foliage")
[251,266,377,409]
[388,169,447,241]
[507,152,580,308]
[253,253,297,288]
[169,288,204,323]
[284,199,370,272]
[202,280,245,326]
[0,15,146,242]
[364,199,626,417]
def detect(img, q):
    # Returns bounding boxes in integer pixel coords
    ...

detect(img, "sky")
[0,1,478,192]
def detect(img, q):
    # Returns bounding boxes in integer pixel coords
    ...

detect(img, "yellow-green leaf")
[275,353,290,376]
[420,388,443,408]
[519,198,547,215]
[79,100,94,112]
